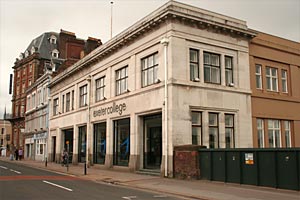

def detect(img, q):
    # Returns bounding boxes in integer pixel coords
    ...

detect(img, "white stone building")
[24,71,51,161]
[48,1,255,176]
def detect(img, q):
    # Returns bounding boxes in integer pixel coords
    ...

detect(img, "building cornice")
[50,0,256,88]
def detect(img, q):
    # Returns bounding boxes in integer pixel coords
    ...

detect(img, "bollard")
[84,163,87,175]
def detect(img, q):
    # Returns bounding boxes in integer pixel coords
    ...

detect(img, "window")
[116,67,128,95]
[225,114,234,148]
[113,118,130,166]
[268,120,281,147]
[96,77,105,101]
[79,85,87,107]
[29,64,32,73]
[1,128,4,134]
[15,105,19,117]
[191,112,202,145]
[190,49,199,81]
[255,64,262,89]
[17,71,20,78]
[284,121,291,147]
[50,35,57,44]
[142,53,159,87]
[94,122,106,164]
[209,113,219,148]
[204,52,220,84]
[51,49,59,58]
[225,56,233,85]
[266,67,278,91]
[257,119,264,148]
[20,105,25,117]
[22,82,25,93]
[28,80,32,86]
[23,68,26,75]
[71,90,74,110]
[66,92,70,112]
[78,126,87,163]
[27,96,31,110]
[281,70,288,93]
[32,93,36,108]
[16,84,20,95]
[36,139,45,155]
[62,95,65,113]
[53,98,59,116]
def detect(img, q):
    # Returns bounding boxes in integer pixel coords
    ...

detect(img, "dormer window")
[49,35,57,44]
[31,46,36,54]
[25,50,30,57]
[51,49,59,58]
[19,53,24,60]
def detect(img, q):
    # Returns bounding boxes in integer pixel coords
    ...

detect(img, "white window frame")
[53,98,59,116]
[79,85,88,107]
[189,49,199,81]
[204,52,221,84]
[281,69,288,93]
[225,114,235,148]
[284,121,291,147]
[257,119,264,148]
[268,119,281,148]
[255,64,262,89]
[116,66,128,95]
[191,111,202,145]
[266,67,278,92]
[96,77,105,102]
[142,53,159,87]
[225,56,233,86]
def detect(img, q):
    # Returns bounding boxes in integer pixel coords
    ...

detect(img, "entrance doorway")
[63,129,73,163]
[52,136,56,162]
[144,114,162,170]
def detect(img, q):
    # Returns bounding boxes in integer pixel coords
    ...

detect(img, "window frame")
[96,77,105,102]
[191,111,202,145]
[66,92,71,112]
[204,52,221,84]
[284,120,291,147]
[116,66,128,96]
[257,119,265,148]
[141,52,159,87]
[281,69,288,93]
[189,49,199,81]
[208,112,219,148]
[79,85,88,107]
[266,66,278,92]
[225,56,233,86]
[255,64,263,89]
[225,114,235,148]
[268,119,281,148]
[53,98,59,116]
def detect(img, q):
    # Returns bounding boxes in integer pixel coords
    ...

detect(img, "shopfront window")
[78,126,87,163]
[113,118,130,166]
[94,122,106,164]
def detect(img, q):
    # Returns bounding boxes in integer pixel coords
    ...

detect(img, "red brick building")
[11,29,101,148]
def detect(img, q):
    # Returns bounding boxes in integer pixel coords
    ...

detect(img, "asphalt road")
[0,160,180,200]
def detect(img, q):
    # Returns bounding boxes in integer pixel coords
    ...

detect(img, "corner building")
[48,1,256,176]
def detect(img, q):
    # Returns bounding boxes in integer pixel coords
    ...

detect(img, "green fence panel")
[212,151,226,182]
[277,151,298,190]
[199,151,211,180]
[257,151,276,188]
[241,151,258,185]
[226,151,241,183]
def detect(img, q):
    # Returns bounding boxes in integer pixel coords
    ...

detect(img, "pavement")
[1,157,299,200]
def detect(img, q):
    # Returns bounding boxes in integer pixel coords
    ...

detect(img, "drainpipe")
[161,37,169,177]
[86,75,92,173]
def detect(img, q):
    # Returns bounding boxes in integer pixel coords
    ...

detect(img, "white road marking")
[122,196,137,200]
[0,166,8,169]
[43,180,73,192]
[153,195,168,198]
[9,169,21,174]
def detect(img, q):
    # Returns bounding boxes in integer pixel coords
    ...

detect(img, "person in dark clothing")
[15,148,19,160]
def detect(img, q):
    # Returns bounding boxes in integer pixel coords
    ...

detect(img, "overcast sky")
[0,0,299,118]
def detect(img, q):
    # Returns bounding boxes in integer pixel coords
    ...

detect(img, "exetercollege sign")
[93,102,127,117]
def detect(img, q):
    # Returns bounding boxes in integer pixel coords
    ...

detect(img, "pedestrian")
[18,148,23,160]
[61,149,68,166]
[15,148,19,161]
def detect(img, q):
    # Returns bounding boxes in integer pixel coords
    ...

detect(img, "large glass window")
[191,112,202,145]
[255,64,262,89]
[281,70,288,93]
[209,113,219,148]
[142,53,159,87]
[78,126,87,163]
[96,77,105,102]
[225,56,233,86]
[79,85,87,107]
[257,119,264,148]
[204,52,220,84]
[190,49,199,81]
[53,98,59,116]
[113,118,130,166]
[225,114,234,148]
[266,67,278,91]
[268,120,281,147]
[284,121,291,147]
[94,123,106,164]
[116,67,128,95]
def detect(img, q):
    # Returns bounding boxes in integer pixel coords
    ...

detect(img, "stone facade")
[48,1,255,177]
